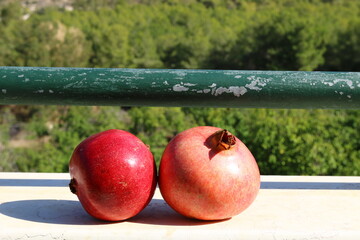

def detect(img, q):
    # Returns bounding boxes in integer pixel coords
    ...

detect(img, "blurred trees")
[0,0,359,175]
[1,0,359,70]
[1,106,359,175]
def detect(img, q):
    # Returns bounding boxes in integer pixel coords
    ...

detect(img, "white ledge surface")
[1,172,360,240]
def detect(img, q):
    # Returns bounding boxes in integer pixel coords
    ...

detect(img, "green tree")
[320,17,360,71]
[0,1,23,26]
[72,0,122,10]
[227,3,334,70]
[128,107,196,164]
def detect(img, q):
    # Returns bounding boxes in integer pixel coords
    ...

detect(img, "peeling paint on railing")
[0,67,359,108]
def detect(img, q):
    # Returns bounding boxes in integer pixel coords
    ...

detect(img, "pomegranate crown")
[215,129,236,150]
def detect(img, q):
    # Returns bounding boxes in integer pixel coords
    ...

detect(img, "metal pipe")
[0,67,359,108]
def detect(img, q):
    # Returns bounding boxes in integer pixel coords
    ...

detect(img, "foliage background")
[0,0,359,175]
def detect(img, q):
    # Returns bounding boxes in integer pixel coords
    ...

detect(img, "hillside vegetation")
[0,0,359,175]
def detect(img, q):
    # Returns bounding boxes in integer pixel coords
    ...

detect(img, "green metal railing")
[0,67,359,108]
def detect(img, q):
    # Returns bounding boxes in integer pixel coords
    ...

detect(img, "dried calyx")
[212,129,236,151]
[69,178,77,194]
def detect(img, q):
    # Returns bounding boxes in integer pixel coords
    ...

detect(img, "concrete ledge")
[1,172,360,239]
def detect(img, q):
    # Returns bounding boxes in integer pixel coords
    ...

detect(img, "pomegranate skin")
[69,129,157,221]
[159,126,260,220]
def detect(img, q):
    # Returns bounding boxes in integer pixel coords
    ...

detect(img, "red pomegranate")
[69,129,157,221]
[159,126,260,220]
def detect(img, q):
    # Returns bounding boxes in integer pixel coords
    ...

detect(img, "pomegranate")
[69,129,156,221]
[159,126,260,220]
